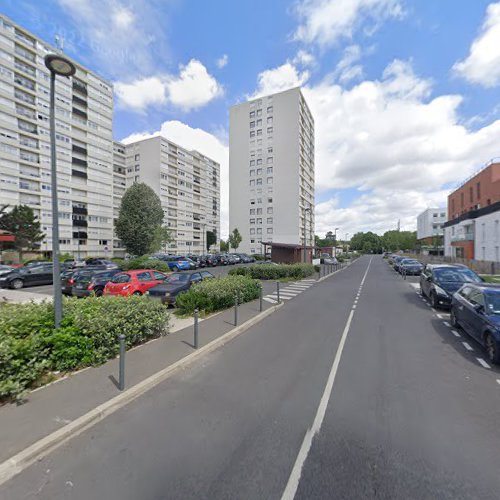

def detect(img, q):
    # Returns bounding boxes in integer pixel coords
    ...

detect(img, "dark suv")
[420,264,482,309]
[72,268,123,297]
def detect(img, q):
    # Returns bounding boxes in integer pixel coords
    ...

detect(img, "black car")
[146,271,215,305]
[399,258,424,276]
[237,253,255,263]
[0,264,53,289]
[203,255,218,267]
[392,255,405,271]
[420,264,482,309]
[214,255,229,266]
[84,258,119,269]
[72,268,123,297]
[451,283,500,364]
[61,265,112,295]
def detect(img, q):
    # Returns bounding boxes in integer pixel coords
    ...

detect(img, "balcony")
[72,95,87,108]
[72,107,88,119]
[450,232,474,243]
[72,231,88,239]
[72,144,88,155]
[72,219,88,228]
[72,157,88,167]
[72,206,88,215]
[73,80,88,95]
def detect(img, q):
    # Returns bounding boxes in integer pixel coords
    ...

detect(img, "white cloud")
[216,54,229,68]
[57,0,167,78]
[121,121,230,239]
[293,50,316,67]
[165,59,223,111]
[453,2,500,87]
[114,77,166,111]
[333,44,364,83]
[248,58,500,235]
[293,0,404,48]
[250,62,310,98]
[115,59,222,112]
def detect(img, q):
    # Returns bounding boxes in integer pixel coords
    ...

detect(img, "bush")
[228,263,315,280]
[0,296,169,401]
[253,254,267,261]
[121,256,170,273]
[176,275,261,315]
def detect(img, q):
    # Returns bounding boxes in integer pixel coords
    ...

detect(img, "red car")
[103,269,168,297]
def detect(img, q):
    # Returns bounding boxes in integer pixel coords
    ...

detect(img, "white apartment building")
[112,141,126,256]
[444,202,500,261]
[229,87,315,255]
[416,208,447,240]
[0,14,116,258]
[122,135,220,255]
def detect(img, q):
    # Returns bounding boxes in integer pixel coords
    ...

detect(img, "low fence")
[408,254,499,275]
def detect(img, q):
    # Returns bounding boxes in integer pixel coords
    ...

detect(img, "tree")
[220,239,229,252]
[381,230,417,252]
[228,228,242,251]
[350,232,383,253]
[149,225,171,254]
[206,230,217,251]
[0,205,44,259]
[115,183,165,256]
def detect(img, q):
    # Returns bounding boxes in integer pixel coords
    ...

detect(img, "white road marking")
[352,305,357,309]
[436,314,443,319]
[496,379,500,386]
[462,342,474,352]
[281,257,373,500]
[451,330,461,337]
[285,286,308,292]
[476,358,491,369]
[263,297,278,304]
[443,321,451,328]
[278,292,300,297]
[267,294,292,301]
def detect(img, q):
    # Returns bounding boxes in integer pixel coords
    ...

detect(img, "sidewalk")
[0,296,276,464]
[0,288,51,304]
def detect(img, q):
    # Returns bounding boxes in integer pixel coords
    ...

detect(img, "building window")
[250,228,255,235]
[256,178,262,185]
[267,106,273,113]
[134,154,140,161]
[250,121,255,128]
[267,167,273,174]
[250,160,255,166]
[249,111,255,118]
[256,129,262,136]
[250,169,255,176]
[250,131,255,138]
[477,182,481,199]
[267,127,273,134]
[460,192,464,207]
[268,197,273,203]
[257,159,262,165]
[249,219,255,224]
[268,146,273,154]
[469,187,473,202]
[256,109,262,117]
[267,207,273,214]
[267,228,273,234]
[250,209,255,215]
[267,177,273,184]
[267,116,273,124]
[257,218,262,224]
[256,208,262,215]
[267,157,273,164]
[267,217,273,224]
[250,179,255,186]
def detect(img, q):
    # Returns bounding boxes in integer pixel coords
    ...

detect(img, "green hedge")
[175,275,260,315]
[0,296,169,401]
[228,263,315,280]
[120,256,171,273]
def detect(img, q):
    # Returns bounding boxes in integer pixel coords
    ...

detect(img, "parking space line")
[451,330,461,337]
[443,321,451,328]
[436,313,443,319]
[476,358,491,369]
[496,379,500,386]
[462,342,474,352]
[267,294,292,301]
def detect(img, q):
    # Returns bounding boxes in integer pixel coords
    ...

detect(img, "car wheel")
[132,291,142,296]
[11,278,23,289]
[430,292,439,309]
[450,308,459,328]
[485,333,500,364]
[94,288,104,297]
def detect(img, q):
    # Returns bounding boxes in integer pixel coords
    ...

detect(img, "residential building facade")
[229,87,315,255]
[0,14,115,258]
[444,161,500,261]
[122,135,220,255]
[416,208,447,255]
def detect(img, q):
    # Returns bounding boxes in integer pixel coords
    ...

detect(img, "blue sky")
[4,0,500,238]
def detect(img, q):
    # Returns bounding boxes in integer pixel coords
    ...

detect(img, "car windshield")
[166,273,190,283]
[433,268,481,283]
[402,259,420,265]
[485,291,500,315]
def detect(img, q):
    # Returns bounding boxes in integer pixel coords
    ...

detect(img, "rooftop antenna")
[397,219,401,231]
[54,34,64,53]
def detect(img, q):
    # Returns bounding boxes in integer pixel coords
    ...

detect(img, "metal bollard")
[118,334,126,391]
[234,292,239,326]
[259,285,263,312]
[276,281,280,303]
[194,308,199,349]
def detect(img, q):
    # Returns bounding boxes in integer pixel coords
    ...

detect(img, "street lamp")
[45,53,76,328]
[201,223,206,255]
[303,207,311,263]
[334,227,339,258]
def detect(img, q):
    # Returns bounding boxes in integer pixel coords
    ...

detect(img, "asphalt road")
[2,256,499,499]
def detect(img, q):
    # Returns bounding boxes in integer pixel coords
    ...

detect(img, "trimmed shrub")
[0,296,169,401]
[175,275,261,315]
[228,263,315,280]
[121,256,170,273]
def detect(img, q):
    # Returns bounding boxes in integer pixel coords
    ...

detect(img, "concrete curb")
[317,262,350,282]
[0,301,283,487]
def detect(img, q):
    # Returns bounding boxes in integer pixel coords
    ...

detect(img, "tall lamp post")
[201,223,206,254]
[334,227,339,258]
[345,232,350,253]
[45,54,76,327]
[303,207,311,263]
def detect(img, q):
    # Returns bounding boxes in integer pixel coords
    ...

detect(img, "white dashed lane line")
[476,358,491,369]
[451,330,461,337]
[462,342,474,352]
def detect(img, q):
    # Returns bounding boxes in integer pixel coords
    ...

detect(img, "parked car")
[72,268,123,297]
[420,264,483,309]
[146,270,215,305]
[60,266,110,295]
[229,253,242,264]
[0,263,53,289]
[398,259,424,275]
[187,255,203,267]
[0,264,14,276]
[158,255,192,271]
[237,253,255,263]
[203,254,218,267]
[23,259,50,268]
[84,258,119,269]
[214,254,229,266]
[224,254,237,265]
[392,255,405,271]
[178,256,198,270]
[103,269,168,297]
[450,283,500,364]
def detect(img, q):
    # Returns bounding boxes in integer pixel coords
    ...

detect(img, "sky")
[4,0,500,239]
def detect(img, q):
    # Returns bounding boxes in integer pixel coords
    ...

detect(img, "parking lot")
[389,261,500,380]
